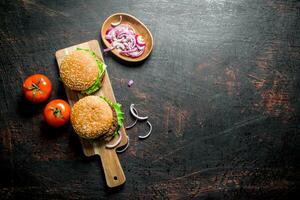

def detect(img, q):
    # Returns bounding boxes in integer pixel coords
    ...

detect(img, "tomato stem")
[50,107,63,118]
[27,79,45,97]
[28,82,40,90]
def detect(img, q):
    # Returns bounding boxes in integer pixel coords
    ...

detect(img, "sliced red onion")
[127,50,144,58]
[103,46,115,52]
[136,35,146,46]
[112,41,125,50]
[119,24,135,32]
[125,118,137,129]
[137,45,145,51]
[117,30,131,38]
[126,34,136,49]
[138,121,152,139]
[125,107,138,130]
[111,15,122,27]
[116,136,130,153]
[128,79,134,87]
[125,106,138,129]
[105,35,112,40]
[120,47,138,54]
[131,106,138,114]
[106,27,114,36]
[105,23,145,58]
[111,24,134,34]
[106,27,113,35]
[130,104,148,120]
[106,132,122,148]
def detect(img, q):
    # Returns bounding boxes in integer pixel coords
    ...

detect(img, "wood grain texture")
[0,0,300,199]
[55,40,126,188]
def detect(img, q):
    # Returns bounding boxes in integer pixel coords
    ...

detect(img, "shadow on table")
[40,121,87,158]
[40,121,70,138]
[105,183,125,193]
[16,94,46,118]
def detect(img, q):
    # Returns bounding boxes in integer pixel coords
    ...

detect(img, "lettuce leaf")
[76,48,106,95]
[112,103,124,128]
[100,96,124,129]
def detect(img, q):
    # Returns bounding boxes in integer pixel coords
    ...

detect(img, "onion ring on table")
[138,121,152,139]
[105,131,122,148]
[116,136,130,153]
[130,104,148,120]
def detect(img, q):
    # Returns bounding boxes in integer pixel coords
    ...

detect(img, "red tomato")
[22,74,52,103]
[43,99,71,127]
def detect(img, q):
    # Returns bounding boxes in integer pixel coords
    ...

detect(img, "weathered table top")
[0,0,299,199]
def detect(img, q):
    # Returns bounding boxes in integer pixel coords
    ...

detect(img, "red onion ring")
[106,27,113,35]
[125,118,137,129]
[104,46,115,52]
[105,35,112,40]
[105,132,122,148]
[136,35,146,46]
[104,23,145,58]
[137,45,145,51]
[138,121,152,139]
[116,136,130,153]
[111,15,122,27]
[125,105,152,140]
[126,50,144,58]
[130,104,148,120]
[120,47,138,55]
[125,106,138,129]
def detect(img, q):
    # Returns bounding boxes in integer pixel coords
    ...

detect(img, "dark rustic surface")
[0,0,300,199]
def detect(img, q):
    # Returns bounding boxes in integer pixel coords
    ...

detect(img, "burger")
[70,95,124,141]
[59,48,106,95]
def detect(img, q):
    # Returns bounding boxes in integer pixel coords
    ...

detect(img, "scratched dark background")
[0,0,300,199]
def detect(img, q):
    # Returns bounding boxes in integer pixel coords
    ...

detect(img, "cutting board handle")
[98,148,126,188]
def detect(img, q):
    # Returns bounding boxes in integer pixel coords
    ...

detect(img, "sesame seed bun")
[70,96,118,139]
[60,50,99,91]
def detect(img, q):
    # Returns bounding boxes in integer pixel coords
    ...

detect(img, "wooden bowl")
[101,13,153,62]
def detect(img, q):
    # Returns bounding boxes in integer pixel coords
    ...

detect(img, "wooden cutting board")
[55,40,127,188]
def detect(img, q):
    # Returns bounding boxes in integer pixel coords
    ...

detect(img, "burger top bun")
[60,50,99,91]
[71,96,116,139]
